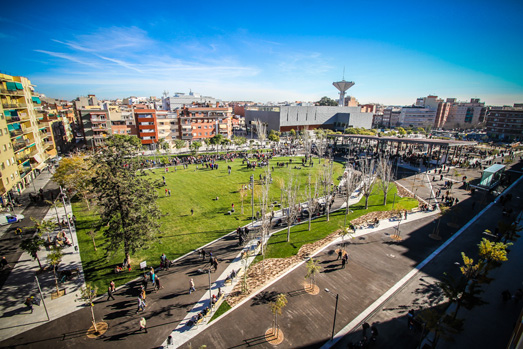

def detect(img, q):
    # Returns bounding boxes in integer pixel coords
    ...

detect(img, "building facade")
[0,74,50,201]
[486,104,523,140]
[443,98,487,129]
[245,106,373,133]
[398,106,436,128]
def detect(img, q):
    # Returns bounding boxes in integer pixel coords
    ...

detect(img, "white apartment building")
[398,106,436,128]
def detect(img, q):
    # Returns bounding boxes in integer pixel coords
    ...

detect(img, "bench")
[411,207,421,213]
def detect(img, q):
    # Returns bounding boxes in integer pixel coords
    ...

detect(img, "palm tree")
[20,236,45,270]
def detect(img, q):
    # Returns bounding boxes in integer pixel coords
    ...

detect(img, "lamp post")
[324,288,339,341]
[60,187,76,251]
[207,268,213,312]
[35,275,50,321]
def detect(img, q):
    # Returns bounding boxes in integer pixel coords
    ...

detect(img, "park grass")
[73,156,344,291]
[253,184,418,263]
[209,300,232,323]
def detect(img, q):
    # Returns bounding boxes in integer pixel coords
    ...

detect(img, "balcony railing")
[0,89,24,96]
[22,127,34,134]
[9,130,23,138]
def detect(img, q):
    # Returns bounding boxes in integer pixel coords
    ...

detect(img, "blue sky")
[1,0,522,105]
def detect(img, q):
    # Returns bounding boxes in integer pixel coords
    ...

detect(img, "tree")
[91,135,162,257]
[209,134,224,153]
[270,293,288,337]
[157,138,169,153]
[477,238,512,274]
[343,165,360,227]
[255,120,267,146]
[258,167,272,258]
[360,158,377,209]
[76,283,100,333]
[314,129,328,163]
[284,171,300,242]
[88,230,98,251]
[239,185,248,215]
[377,156,394,205]
[268,130,280,143]
[305,258,322,289]
[53,155,95,210]
[190,141,202,154]
[31,218,57,242]
[20,236,45,270]
[320,160,334,221]
[305,174,319,231]
[317,96,338,106]
[174,139,186,153]
[396,127,406,136]
[301,126,313,160]
[47,245,63,294]
[233,136,246,148]
[289,129,296,142]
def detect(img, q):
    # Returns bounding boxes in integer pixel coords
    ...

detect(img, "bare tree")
[258,167,272,258]
[314,129,328,164]
[360,157,377,210]
[305,174,319,231]
[301,126,313,159]
[284,171,300,242]
[320,160,335,222]
[239,185,248,215]
[343,164,360,227]
[377,156,394,205]
[255,119,267,147]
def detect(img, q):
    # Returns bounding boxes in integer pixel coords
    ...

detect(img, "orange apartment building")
[134,109,158,145]
[177,106,232,142]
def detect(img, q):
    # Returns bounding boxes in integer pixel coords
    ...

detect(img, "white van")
[0,213,24,226]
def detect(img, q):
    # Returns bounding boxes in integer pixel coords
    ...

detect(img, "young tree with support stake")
[258,167,272,258]
[20,236,45,270]
[284,171,300,242]
[91,135,162,259]
[76,283,105,335]
[320,160,334,221]
[305,258,322,289]
[360,158,376,210]
[269,293,287,339]
[343,165,360,227]
[47,245,63,295]
[377,156,394,205]
[305,174,319,231]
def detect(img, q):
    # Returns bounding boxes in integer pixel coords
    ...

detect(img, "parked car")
[0,213,24,226]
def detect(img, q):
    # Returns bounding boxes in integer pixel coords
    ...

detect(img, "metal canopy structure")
[328,134,477,147]
[479,164,505,189]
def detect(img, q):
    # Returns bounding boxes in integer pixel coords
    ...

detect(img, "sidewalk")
[0,194,84,341]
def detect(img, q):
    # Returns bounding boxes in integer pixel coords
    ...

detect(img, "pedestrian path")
[0,198,84,341]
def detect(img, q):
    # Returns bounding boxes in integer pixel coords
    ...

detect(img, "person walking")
[107,285,115,301]
[191,208,194,216]
[24,297,34,313]
[139,317,147,333]
[189,278,196,294]
[341,253,348,269]
[137,297,145,313]
[212,257,218,272]
[110,280,115,292]
[337,249,343,260]
[155,276,162,291]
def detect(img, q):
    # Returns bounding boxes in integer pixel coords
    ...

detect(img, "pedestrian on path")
[107,285,115,301]
[341,253,348,269]
[189,278,196,294]
[1,256,11,270]
[24,297,33,313]
[337,249,343,260]
[139,317,147,333]
[110,280,115,292]
[137,297,146,313]
[155,276,163,291]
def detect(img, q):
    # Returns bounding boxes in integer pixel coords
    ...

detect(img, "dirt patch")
[226,231,339,307]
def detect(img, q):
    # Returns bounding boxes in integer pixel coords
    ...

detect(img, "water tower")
[333,79,355,107]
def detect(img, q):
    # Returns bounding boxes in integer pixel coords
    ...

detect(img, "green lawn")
[73,156,344,290]
[254,184,418,262]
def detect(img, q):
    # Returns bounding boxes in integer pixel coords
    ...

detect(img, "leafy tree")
[270,293,288,336]
[209,134,224,153]
[76,283,100,333]
[91,135,162,257]
[174,139,186,152]
[477,238,512,274]
[396,127,407,136]
[31,218,57,241]
[47,245,63,294]
[317,96,338,106]
[233,136,247,147]
[157,138,169,153]
[305,258,322,289]
[268,130,280,143]
[289,129,296,140]
[52,155,95,210]
[20,236,45,270]
[190,141,202,154]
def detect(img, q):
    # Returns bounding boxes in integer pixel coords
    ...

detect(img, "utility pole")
[35,275,50,321]
[250,175,254,227]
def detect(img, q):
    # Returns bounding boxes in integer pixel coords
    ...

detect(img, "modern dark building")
[486,104,523,141]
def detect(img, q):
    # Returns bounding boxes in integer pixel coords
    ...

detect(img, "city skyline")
[1,0,522,105]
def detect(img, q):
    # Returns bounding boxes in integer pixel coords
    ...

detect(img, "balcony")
[92,126,109,131]
[22,127,34,134]
[93,133,108,139]
[14,141,30,152]
[9,130,23,138]
[2,103,18,109]
[90,117,107,122]
[0,89,24,96]
[181,133,193,140]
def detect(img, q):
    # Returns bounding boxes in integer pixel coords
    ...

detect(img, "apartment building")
[382,107,401,128]
[177,106,232,142]
[156,111,178,145]
[107,105,137,137]
[443,98,487,129]
[77,109,111,149]
[134,109,158,145]
[0,73,49,200]
[162,91,221,112]
[486,104,523,140]
[398,106,436,128]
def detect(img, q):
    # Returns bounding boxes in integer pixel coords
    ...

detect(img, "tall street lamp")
[250,175,254,227]
[324,288,339,342]
[60,187,76,252]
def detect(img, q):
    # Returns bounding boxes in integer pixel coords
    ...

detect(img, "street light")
[324,288,339,342]
[250,175,254,227]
